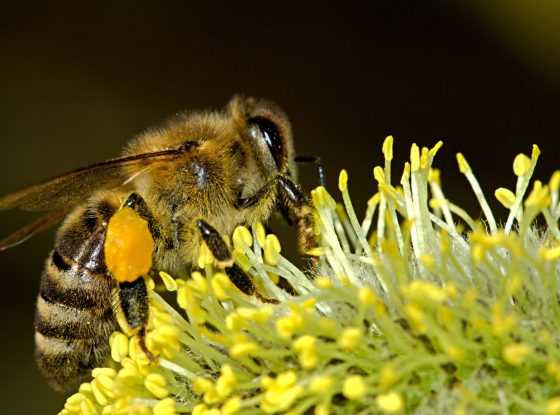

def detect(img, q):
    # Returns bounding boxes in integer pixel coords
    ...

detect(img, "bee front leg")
[196,219,278,303]
[276,176,318,273]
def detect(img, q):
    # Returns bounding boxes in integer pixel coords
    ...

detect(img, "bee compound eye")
[248,116,283,169]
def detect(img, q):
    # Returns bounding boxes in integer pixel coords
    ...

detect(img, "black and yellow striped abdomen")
[34,200,119,392]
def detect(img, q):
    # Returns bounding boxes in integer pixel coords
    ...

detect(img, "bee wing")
[0,149,183,212]
[0,209,70,251]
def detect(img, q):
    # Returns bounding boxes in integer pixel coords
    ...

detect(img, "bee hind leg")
[112,278,156,361]
[110,192,160,361]
[196,219,278,304]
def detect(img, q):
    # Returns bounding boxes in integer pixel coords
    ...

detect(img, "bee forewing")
[0,149,183,212]
[0,209,70,251]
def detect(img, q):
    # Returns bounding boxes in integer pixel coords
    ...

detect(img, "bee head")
[228,95,296,179]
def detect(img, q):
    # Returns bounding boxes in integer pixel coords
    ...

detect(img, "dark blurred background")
[1,1,559,412]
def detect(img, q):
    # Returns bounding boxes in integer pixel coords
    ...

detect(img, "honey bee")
[0,96,322,392]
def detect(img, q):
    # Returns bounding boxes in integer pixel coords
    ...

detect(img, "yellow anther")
[146,276,156,290]
[471,244,485,264]
[377,391,404,413]
[264,234,282,266]
[216,365,237,398]
[338,169,349,192]
[153,398,176,415]
[368,192,381,207]
[192,404,208,415]
[359,286,377,306]
[506,273,523,295]
[428,168,441,184]
[338,327,362,350]
[547,398,560,415]
[293,335,316,352]
[420,147,429,169]
[211,273,232,300]
[429,140,443,158]
[222,397,242,415]
[342,375,366,400]
[491,303,517,337]
[91,379,110,406]
[410,144,420,172]
[277,371,298,388]
[254,222,267,247]
[379,365,398,389]
[383,135,394,161]
[525,181,550,209]
[109,332,129,362]
[129,336,151,366]
[145,373,169,399]
[403,281,446,303]
[309,376,334,394]
[230,341,259,358]
[193,377,214,394]
[233,226,253,251]
[91,367,117,378]
[503,343,531,366]
[105,207,154,283]
[541,245,560,261]
[197,242,214,268]
[314,402,331,415]
[373,166,386,184]
[231,249,251,272]
[315,276,332,289]
[456,153,471,174]
[276,313,303,338]
[79,396,98,415]
[306,247,325,257]
[405,303,426,332]
[445,345,465,362]
[495,188,516,209]
[429,198,441,209]
[419,254,435,270]
[299,350,318,369]
[236,305,273,324]
[260,374,303,414]
[532,144,541,160]
[401,162,411,183]
[513,153,531,176]
[188,271,208,294]
[301,298,317,311]
[159,271,178,292]
[225,312,244,331]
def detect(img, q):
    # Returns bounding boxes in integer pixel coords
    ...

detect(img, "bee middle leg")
[196,219,278,303]
[235,175,318,276]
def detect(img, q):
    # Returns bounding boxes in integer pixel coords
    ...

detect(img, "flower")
[60,137,560,414]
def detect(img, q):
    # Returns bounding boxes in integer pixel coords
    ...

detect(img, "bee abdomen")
[34,331,112,392]
[34,251,117,392]
[34,201,119,392]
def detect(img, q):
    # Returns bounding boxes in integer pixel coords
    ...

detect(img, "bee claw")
[137,329,158,363]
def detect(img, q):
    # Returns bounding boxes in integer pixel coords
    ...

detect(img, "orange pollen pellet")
[104,207,155,283]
